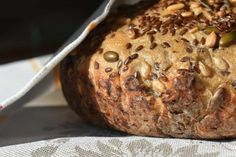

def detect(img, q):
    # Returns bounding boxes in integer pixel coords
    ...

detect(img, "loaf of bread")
[60,0,236,139]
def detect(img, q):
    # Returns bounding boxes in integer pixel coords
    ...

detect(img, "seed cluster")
[127,0,236,50]
[95,0,236,91]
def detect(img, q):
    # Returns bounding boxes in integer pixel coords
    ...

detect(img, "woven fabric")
[0,136,236,157]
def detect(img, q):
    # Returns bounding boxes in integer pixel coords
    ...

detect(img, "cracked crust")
[60,0,236,139]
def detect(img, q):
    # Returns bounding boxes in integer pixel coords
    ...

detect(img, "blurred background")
[0,0,103,64]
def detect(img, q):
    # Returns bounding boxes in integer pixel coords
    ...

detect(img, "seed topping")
[104,51,119,63]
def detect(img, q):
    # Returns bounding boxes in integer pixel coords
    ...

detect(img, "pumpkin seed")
[219,31,236,47]
[204,26,220,34]
[103,51,119,62]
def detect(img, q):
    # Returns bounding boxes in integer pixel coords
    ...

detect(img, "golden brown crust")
[60,0,236,139]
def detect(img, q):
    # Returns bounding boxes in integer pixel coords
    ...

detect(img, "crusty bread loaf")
[60,0,236,139]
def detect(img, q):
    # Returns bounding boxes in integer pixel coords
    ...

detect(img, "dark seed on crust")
[150,42,157,49]
[175,39,179,43]
[130,53,139,60]
[192,39,199,46]
[126,43,132,49]
[162,28,168,35]
[124,57,132,65]
[149,35,155,43]
[94,61,99,70]
[179,28,188,35]
[135,45,144,52]
[105,67,113,73]
[186,46,193,53]
[154,62,160,71]
[147,30,156,35]
[170,29,176,36]
[162,42,171,48]
[201,37,206,45]
[180,56,192,62]
[181,38,189,43]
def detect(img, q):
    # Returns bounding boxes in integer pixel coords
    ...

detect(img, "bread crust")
[61,0,236,139]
